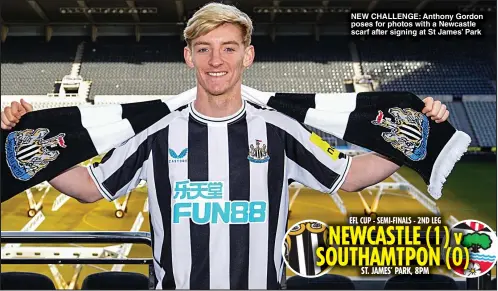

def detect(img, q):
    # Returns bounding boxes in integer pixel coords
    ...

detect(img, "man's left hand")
[422,97,449,123]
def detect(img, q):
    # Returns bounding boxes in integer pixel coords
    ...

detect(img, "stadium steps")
[348,41,364,76]
[70,42,85,77]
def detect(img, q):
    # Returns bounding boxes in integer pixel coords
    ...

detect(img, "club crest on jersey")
[371,107,429,161]
[5,128,67,181]
[248,139,270,163]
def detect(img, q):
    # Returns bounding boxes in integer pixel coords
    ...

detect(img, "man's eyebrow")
[193,41,210,46]
[193,41,241,46]
[221,41,240,46]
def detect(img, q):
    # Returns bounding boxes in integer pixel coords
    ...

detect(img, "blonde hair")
[183,2,253,48]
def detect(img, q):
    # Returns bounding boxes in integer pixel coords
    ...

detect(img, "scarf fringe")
[428,130,471,199]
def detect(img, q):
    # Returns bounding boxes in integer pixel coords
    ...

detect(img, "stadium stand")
[78,36,354,96]
[0,37,82,95]
[0,272,56,290]
[80,37,195,96]
[463,101,497,147]
[243,36,354,93]
[445,101,479,147]
[357,39,496,95]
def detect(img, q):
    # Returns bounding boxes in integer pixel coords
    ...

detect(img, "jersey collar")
[189,100,246,125]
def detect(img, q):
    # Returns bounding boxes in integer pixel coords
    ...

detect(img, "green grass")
[397,160,497,229]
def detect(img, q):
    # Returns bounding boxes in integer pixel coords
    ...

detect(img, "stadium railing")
[1,231,156,289]
[1,231,494,290]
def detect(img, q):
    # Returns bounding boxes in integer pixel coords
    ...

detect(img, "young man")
[1,3,449,289]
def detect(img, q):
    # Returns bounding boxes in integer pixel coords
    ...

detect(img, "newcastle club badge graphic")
[5,128,67,181]
[282,219,332,278]
[444,219,497,278]
[247,139,270,163]
[371,107,429,161]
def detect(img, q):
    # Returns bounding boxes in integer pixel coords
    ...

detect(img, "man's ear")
[184,46,194,68]
[243,45,255,68]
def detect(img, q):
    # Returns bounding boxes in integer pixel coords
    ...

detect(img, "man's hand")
[1,99,33,130]
[422,97,449,123]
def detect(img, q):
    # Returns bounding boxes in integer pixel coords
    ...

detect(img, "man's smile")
[207,71,228,77]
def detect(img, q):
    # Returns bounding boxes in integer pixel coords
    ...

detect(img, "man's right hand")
[1,99,33,130]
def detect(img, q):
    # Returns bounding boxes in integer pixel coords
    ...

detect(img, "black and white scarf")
[1,86,470,202]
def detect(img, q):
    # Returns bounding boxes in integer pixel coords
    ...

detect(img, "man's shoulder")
[172,104,189,115]
[246,101,301,128]
[164,104,190,122]
[144,104,189,135]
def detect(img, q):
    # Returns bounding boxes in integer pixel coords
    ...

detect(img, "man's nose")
[208,51,223,67]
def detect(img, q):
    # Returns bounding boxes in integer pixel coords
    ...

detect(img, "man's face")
[184,23,254,97]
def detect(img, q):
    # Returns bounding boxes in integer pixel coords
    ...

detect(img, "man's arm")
[48,126,152,203]
[340,153,399,192]
[48,166,103,203]
[1,99,102,202]
[2,99,152,204]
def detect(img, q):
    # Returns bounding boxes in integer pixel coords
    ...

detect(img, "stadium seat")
[446,101,479,146]
[463,101,497,147]
[76,36,355,96]
[357,39,495,95]
[488,278,497,290]
[0,272,56,290]
[383,274,458,290]
[1,37,81,95]
[286,274,355,290]
[81,272,150,290]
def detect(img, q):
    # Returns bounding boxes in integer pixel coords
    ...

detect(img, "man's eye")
[198,48,208,53]
[225,47,235,52]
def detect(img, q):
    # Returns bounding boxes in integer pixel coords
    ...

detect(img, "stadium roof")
[1,0,496,25]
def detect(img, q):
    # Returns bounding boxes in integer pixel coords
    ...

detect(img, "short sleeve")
[283,121,351,194]
[87,129,153,201]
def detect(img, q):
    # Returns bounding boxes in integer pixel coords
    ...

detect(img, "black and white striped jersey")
[88,100,351,289]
